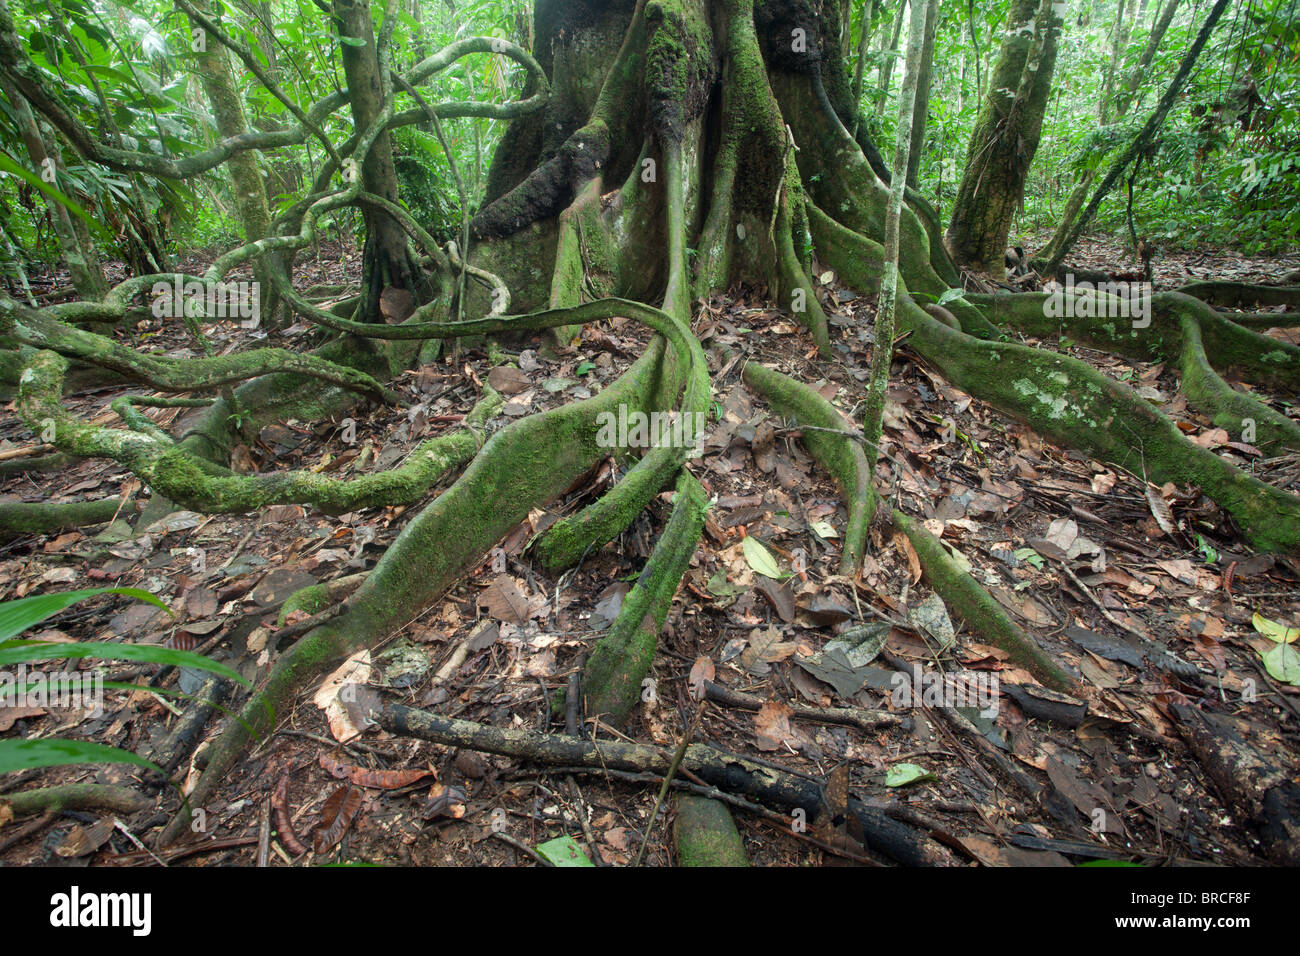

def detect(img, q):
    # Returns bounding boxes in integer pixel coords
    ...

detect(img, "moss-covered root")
[15,350,499,516]
[892,511,1075,691]
[775,199,833,358]
[159,337,674,846]
[673,795,750,866]
[1177,281,1300,310]
[0,783,151,817]
[806,203,1001,340]
[583,470,708,728]
[896,303,1300,554]
[969,289,1300,392]
[276,572,368,626]
[534,446,684,573]
[0,495,130,536]
[741,362,874,575]
[3,298,403,405]
[533,295,713,574]
[1178,314,1300,455]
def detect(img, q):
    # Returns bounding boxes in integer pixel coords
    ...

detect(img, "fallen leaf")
[1145,485,1176,535]
[885,763,935,787]
[754,700,796,751]
[479,575,531,624]
[742,536,783,579]
[311,786,363,853]
[688,656,715,701]
[313,650,375,743]
[319,754,434,789]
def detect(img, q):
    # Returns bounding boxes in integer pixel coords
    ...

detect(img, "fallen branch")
[375,701,958,866]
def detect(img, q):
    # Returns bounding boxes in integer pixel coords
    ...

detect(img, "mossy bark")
[674,795,750,866]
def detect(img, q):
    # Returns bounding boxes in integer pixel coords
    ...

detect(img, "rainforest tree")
[0,0,1296,849]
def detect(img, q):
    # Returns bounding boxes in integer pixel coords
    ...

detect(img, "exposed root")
[0,782,151,817]
[161,297,702,844]
[892,511,1076,691]
[741,361,874,574]
[15,350,499,516]
[674,795,750,866]
[809,214,1300,555]
[375,700,959,866]
[739,360,1072,690]
[3,297,403,405]
[0,495,131,537]
[581,469,708,727]
[1177,281,1300,310]
[1176,314,1300,455]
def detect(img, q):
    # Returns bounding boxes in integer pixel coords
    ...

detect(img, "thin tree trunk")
[1099,0,1137,125]
[874,0,908,118]
[862,0,929,465]
[905,0,939,189]
[1032,0,1181,270]
[188,4,279,324]
[1113,0,1182,118]
[849,0,878,138]
[333,0,428,316]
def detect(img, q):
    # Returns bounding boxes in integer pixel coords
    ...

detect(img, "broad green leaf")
[810,520,838,539]
[937,287,965,306]
[1013,547,1044,570]
[536,835,594,867]
[0,738,162,775]
[0,587,170,643]
[1252,612,1299,644]
[885,763,936,787]
[1262,643,1300,685]
[0,641,248,687]
[742,536,782,579]
[0,150,108,238]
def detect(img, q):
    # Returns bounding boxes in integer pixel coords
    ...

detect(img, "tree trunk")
[904,0,938,189]
[944,0,1063,274]
[334,0,429,318]
[874,0,907,118]
[188,5,279,323]
[1099,0,1137,126]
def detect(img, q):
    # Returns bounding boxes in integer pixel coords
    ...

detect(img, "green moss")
[674,795,749,866]
[742,361,874,573]
[894,511,1074,690]
[583,471,708,727]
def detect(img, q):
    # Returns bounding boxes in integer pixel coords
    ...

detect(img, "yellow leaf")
[1252,612,1299,644]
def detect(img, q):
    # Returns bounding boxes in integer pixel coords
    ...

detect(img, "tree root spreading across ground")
[1,0,1297,864]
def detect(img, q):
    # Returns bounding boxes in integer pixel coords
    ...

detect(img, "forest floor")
[1,238,1297,867]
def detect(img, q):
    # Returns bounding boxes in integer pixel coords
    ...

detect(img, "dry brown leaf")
[688,656,715,700]
[1145,484,1176,535]
[893,532,922,584]
[754,700,795,751]
[312,785,363,853]
[313,649,374,743]
[478,574,531,624]
[319,754,435,789]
